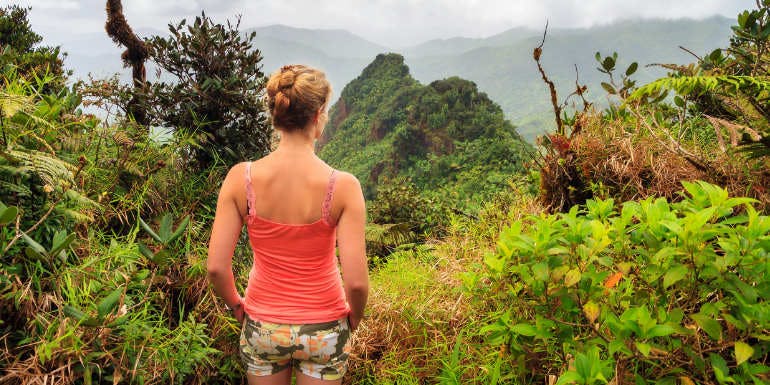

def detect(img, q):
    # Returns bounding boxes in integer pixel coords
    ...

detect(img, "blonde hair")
[266,64,331,131]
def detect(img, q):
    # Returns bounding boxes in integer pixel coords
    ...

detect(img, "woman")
[207,64,368,385]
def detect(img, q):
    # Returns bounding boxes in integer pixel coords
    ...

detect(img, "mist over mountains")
[62,16,734,141]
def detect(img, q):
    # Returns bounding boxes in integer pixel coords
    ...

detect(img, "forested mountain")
[406,16,735,140]
[254,18,734,141]
[62,17,732,141]
[317,53,533,205]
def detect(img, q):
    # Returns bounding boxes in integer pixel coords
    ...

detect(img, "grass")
[345,183,542,384]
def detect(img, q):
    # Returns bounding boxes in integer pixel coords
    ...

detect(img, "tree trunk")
[105,0,149,125]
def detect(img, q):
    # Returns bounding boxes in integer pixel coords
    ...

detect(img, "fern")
[630,75,770,100]
[0,90,33,119]
[1,148,78,190]
[365,222,417,250]
[0,179,31,195]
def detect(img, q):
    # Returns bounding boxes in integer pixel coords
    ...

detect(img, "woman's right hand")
[348,313,361,332]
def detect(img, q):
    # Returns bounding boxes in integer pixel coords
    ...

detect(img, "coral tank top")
[242,162,350,324]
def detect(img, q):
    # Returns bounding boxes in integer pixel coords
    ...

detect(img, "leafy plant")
[138,212,190,267]
[21,229,75,264]
[143,12,271,169]
[477,181,770,384]
[0,5,68,92]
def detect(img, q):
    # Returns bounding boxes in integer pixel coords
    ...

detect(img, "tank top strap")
[245,161,256,216]
[321,169,338,225]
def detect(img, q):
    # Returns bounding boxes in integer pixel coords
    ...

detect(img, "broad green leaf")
[663,264,688,288]
[48,233,76,262]
[0,206,18,225]
[734,341,754,366]
[601,82,616,95]
[96,287,123,318]
[484,253,505,273]
[158,213,174,242]
[609,339,632,356]
[138,242,156,261]
[555,372,583,385]
[710,353,736,384]
[626,62,639,76]
[24,246,45,261]
[602,56,616,71]
[564,269,581,287]
[510,323,537,337]
[646,324,677,338]
[583,301,600,324]
[674,95,685,108]
[139,216,163,243]
[635,342,651,357]
[21,232,46,255]
[532,262,549,282]
[692,314,722,341]
[167,215,190,244]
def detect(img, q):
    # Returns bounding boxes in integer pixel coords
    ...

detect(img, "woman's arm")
[207,165,246,322]
[335,173,369,331]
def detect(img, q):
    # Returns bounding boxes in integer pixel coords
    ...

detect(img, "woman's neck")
[274,128,316,155]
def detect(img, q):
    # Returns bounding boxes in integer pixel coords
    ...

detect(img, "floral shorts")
[239,316,351,380]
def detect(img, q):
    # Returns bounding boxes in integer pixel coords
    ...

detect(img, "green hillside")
[318,53,533,206]
[405,16,735,140]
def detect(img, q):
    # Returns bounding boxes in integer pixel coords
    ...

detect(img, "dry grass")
[560,113,770,211]
[344,188,544,384]
[345,240,472,383]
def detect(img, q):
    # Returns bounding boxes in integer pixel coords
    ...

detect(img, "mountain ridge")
[59,16,735,141]
[318,53,533,205]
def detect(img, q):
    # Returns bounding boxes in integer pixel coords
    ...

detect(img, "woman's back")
[248,150,337,225]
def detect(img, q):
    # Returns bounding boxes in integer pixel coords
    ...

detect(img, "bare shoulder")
[219,162,249,196]
[334,171,363,195]
[224,162,248,183]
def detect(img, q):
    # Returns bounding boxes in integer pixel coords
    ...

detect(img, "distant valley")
[61,17,734,141]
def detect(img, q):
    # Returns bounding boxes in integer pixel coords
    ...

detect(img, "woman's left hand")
[230,298,245,323]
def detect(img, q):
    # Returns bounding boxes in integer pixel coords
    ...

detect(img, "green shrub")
[368,177,449,235]
[475,181,770,384]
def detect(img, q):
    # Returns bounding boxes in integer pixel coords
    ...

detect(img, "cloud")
[16,0,751,48]
[10,0,80,10]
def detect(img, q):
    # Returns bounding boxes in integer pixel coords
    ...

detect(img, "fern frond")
[0,179,32,195]
[3,149,77,190]
[365,223,417,248]
[54,207,94,223]
[18,110,58,131]
[0,91,34,118]
[64,189,100,210]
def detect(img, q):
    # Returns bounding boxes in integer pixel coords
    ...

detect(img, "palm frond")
[630,75,770,100]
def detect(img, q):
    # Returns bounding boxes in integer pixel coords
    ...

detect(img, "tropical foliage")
[2,2,770,385]
[479,181,770,384]
[142,13,272,169]
[319,53,534,240]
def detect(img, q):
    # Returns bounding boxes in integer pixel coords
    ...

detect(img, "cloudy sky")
[6,0,754,48]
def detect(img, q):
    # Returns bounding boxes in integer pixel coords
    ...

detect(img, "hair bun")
[273,91,291,116]
[278,66,296,89]
[266,64,331,132]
